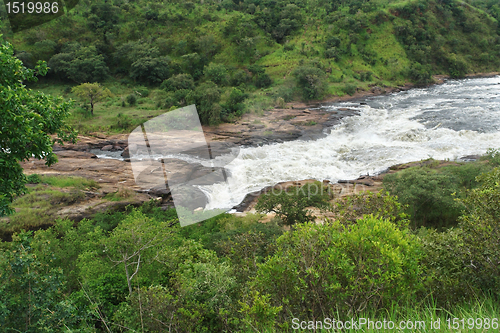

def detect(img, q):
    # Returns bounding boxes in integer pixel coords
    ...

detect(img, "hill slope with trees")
[1,0,499,126]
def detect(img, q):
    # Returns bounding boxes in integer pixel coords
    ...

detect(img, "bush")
[134,86,149,97]
[255,182,330,226]
[204,62,229,86]
[186,81,221,125]
[230,69,250,86]
[126,94,137,106]
[342,83,357,96]
[26,174,41,184]
[114,113,133,130]
[292,66,328,100]
[408,62,433,86]
[223,87,248,117]
[330,191,409,228]
[324,47,339,59]
[48,45,109,83]
[383,167,464,228]
[249,216,423,322]
[447,53,468,78]
[254,73,272,88]
[458,167,500,296]
[417,227,472,305]
[325,35,341,48]
[130,56,171,83]
[161,74,195,92]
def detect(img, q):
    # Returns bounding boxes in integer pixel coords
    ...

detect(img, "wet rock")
[55,150,97,159]
[101,145,113,151]
[121,147,130,158]
[460,155,481,162]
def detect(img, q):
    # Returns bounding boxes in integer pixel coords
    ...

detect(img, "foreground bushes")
[2,163,500,331]
[249,216,423,327]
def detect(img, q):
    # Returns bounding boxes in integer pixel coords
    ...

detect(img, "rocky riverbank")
[16,73,496,223]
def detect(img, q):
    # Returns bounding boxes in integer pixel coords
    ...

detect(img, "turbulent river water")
[203,76,500,210]
[93,76,500,211]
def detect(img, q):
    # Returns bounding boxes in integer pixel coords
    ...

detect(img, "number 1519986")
[5,2,59,14]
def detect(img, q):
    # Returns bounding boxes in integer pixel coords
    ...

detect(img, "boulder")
[121,147,130,158]
[101,145,113,151]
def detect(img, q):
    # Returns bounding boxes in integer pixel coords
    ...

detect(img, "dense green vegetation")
[2,0,500,331]
[1,0,499,129]
[0,36,76,216]
[2,154,500,331]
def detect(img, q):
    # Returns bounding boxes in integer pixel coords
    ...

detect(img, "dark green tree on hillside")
[0,36,76,216]
[48,44,109,83]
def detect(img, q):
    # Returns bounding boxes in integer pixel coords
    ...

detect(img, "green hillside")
[1,0,499,128]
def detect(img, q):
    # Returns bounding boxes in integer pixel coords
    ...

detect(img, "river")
[202,76,500,210]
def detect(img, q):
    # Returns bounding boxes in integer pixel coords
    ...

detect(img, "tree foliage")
[71,83,113,116]
[255,182,331,226]
[249,217,423,322]
[0,36,76,216]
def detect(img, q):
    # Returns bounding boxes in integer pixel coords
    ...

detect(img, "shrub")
[255,182,330,226]
[480,148,500,166]
[275,97,286,108]
[222,87,248,118]
[134,86,149,97]
[204,62,229,86]
[130,56,171,83]
[408,62,433,86]
[254,73,272,88]
[342,83,357,95]
[324,47,339,59]
[447,53,468,78]
[325,35,341,48]
[330,191,409,228]
[26,174,41,184]
[126,94,137,106]
[114,113,133,130]
[186,81,221,125]
[458,167,500,296]
[161,74,195,92]
[383,167,464,228]
[247,64,265,76]
[417,227,472,305]
[292,66,328,100]
[249,216,423,322]
[48,45,109,83]
[230,69,250,86]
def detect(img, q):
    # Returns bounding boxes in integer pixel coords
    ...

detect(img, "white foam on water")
[202,76,500,209]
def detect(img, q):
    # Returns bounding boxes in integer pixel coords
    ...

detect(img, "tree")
[71,83,113,116]
[292,65,328,101]
[130,56,171,83]
[255,182,330,226]
[48,44,109,83]
[103,210,174,295]
[0,36,76,216]
[186,81,222,125]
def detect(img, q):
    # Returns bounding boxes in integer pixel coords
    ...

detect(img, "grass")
[34,175,100,190]
[0,175,100,239]
[104,188,134,201]
[291,296,500,332]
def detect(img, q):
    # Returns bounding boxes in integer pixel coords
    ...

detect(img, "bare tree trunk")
[124,257,132,295]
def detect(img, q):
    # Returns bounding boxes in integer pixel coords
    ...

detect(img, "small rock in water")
[101,145,113,151]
